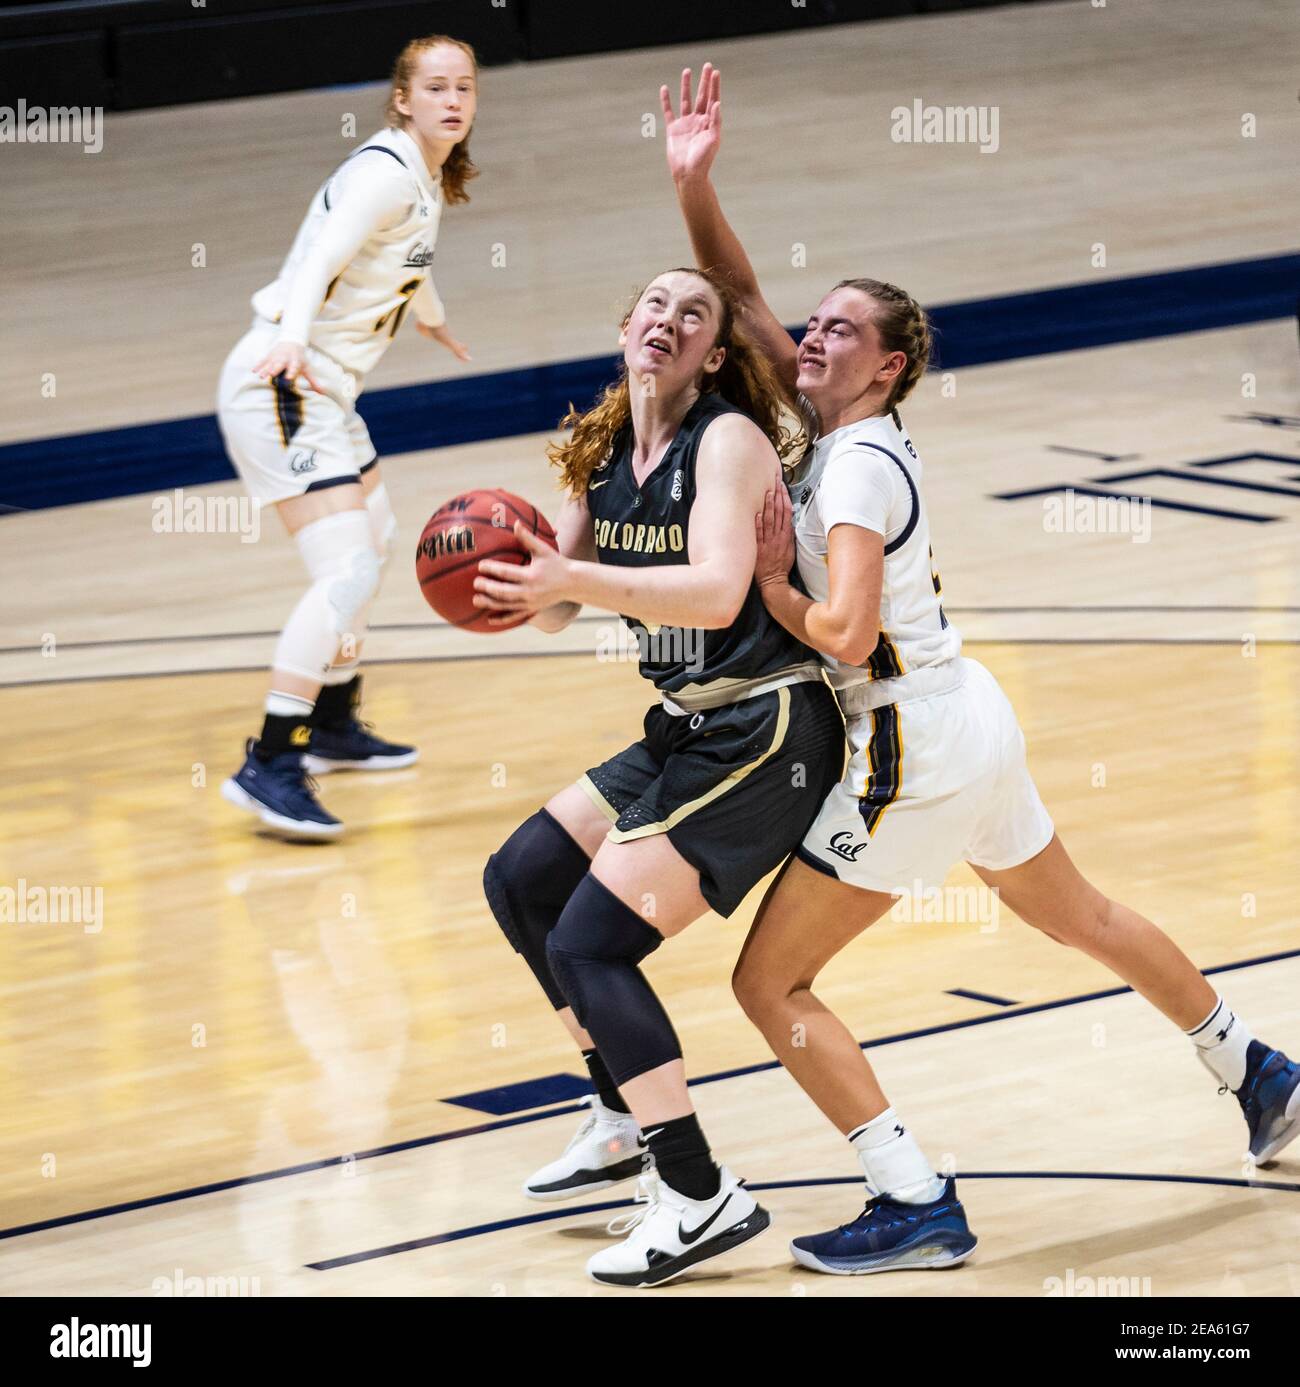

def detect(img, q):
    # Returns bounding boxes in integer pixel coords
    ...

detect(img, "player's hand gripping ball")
[416,489,558,632]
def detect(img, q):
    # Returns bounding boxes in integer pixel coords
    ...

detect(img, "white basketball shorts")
[796,657,1054,894]
[216,318,376,505]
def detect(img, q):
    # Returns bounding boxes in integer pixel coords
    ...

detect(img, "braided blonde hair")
[833,278,932,411]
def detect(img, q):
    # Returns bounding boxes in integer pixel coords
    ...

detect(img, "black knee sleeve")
[545,874,682,1087]
[483,809,590,1010]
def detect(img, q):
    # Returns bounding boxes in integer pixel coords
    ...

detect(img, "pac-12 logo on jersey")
[670,468,684,501]
[827,831,867,862]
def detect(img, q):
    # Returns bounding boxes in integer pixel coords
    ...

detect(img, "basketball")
[416,488,558,632]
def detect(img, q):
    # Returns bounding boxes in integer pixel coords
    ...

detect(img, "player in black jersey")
[474,267,846,1286]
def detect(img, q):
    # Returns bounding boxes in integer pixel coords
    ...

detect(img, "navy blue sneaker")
[1236,1040,1300,1163]
[790,1178,977,1275]
[301,719,419,775]
[221,739,343,840]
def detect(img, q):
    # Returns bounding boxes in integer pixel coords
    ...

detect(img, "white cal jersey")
[790,410,961,691]
[251,125,445,381]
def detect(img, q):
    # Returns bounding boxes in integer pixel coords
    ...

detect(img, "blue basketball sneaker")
[300,675,418,774]
[301,718,419,775]
[790,1178,977,1275]
[221,739,343,840]
[1236,1041,1300,1163]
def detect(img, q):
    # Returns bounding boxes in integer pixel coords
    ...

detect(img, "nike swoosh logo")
[678,1192,732,1246]
[641,1127,664,1141]
[589,479,611,490]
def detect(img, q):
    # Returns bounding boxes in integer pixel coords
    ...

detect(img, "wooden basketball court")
[1,0,1297,1296]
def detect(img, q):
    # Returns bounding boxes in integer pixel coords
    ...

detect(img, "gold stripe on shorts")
[608,686,792,843]
[577,773,620,824]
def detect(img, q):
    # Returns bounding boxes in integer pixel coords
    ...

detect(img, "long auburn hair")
[549,268,805,496]
[384,35,479,206]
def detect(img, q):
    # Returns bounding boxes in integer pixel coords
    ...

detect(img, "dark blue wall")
[0,0,1065,111]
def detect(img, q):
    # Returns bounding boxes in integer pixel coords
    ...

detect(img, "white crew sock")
[849,1107,945,1204]
[319,659,360,686]
[264,691,314,718]
[1186,996,1254,1091]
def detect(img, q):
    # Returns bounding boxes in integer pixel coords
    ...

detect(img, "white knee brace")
[365,481,398,572]
[272,510,380,682]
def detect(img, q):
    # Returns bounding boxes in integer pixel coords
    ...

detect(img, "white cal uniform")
[791,410,1053,893]
[217,126,447,504]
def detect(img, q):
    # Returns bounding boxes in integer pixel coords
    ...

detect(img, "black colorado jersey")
[585,392,816,694]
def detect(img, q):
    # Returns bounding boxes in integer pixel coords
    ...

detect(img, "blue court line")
[946,988,1017,1007]
[1045,447,1142,462]
[305,1171,1300,1269]
[2,604,1296,658]
[4,636,1299,692]
[0,613,609,657]
[1,252,1295,514]
[991,484,1279,524]
[443,1072,592,1116]
[2,945,1296,1245]
[1105,467,1300,501]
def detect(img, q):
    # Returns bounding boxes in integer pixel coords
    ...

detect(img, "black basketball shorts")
[579,679,846,917]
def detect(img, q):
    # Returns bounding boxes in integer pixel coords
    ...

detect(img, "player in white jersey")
[665,65,1300,1274]
[780,405,1034,885]
[217,34,478,839]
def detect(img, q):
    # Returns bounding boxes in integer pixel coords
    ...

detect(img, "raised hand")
[661,63,722,183]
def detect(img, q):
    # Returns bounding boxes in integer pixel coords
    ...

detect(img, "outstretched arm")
[662,65,800,399]
[413,278,472,363]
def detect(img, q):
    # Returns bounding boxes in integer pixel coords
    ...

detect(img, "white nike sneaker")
[586,1167,770,1287]
[523,1096,648,1202]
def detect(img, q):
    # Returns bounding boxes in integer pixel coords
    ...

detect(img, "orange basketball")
[416,489,558,633]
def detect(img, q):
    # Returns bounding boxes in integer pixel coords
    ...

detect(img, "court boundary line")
[2,605,1295,658]
[306,1170,1300,1269]
[2,637,1297,690]
[2,946,1295,1245]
